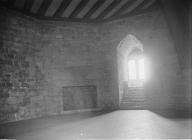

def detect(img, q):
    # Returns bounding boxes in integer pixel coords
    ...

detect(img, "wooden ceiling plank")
[0,0,8,2]
[45,0,63,16]
[142,0,155,9]
[96,0,122,19]
[112,0,135,17]
[23,0,35,13]
[90,0,114,19]
[130,0,152,12]
[83,0,105,19]
[6,0,16,8]
[36,15,98,23]
[125,2,158,17]
[103,4,158,22]
[37,0,53,16]
[121,0,155,16]
[53,0,71,17]
[69,0,89,18]
[14,0,25,9]
[61,0,81,17]
[0,0,159,23]
[120,0,145,15]
[76,0,98,18]
[30,0,44,13]
[103,0,130,19]
[37,4,158,23]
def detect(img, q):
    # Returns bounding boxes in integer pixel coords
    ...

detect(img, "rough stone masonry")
[0,6,191,123]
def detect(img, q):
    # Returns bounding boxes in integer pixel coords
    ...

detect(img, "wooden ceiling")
[0,0,159,22]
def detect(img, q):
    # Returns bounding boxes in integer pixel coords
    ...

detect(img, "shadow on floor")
[0,110,191,140]
[149,108,192,118]
[0,109,115,138]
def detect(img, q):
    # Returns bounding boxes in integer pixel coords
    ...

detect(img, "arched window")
[128,58,145,80]
[127,49,145,87]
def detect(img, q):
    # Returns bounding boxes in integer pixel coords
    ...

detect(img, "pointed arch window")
[128,58,145,81]
[127,50,145,87]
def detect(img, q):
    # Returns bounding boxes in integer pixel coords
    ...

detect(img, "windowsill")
[128,80,144,88]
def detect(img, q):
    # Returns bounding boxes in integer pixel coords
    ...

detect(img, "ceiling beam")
[126,1,159,16]
[45,0,63,16]
[83,0,105,19]
[121,0,152,16]
[14,0,26,9]
[69,0,89,18]
[0,0,161,23]
[53,0,71,17]
[61,0,82,17]
[30,0,43,13]
[37,0,52,16]
[6,0,16,8]
[103,0,130,19]
[75,0,98,18]
[103,2,158,22]
[23,0,34,13]
[96,0,122,19]
[133,0,152,11]
[120,0,146,15]
[112,0,135,17]
[11,2,158,24]
[142,0,156,9]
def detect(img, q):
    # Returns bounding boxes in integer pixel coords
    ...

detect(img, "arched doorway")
[117,34,146,109]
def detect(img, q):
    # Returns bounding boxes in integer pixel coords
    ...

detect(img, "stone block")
[6,97,18,105]
[0,93,9,98]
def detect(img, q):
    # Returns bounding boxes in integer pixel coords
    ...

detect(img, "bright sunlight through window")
[128,58,146,81]
[128,60,136,80]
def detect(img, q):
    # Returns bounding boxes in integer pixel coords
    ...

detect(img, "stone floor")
[0,110,191,140]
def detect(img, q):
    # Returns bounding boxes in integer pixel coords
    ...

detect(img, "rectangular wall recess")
[62,85,97,110]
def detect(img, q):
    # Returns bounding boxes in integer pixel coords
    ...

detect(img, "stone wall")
[0,8,45,122]
[0,6,190,122]
[99,9,191,113]
[0,7,118,123]
[63,85,97,110]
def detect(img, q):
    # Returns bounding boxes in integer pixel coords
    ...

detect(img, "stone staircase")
[120,87,146,109]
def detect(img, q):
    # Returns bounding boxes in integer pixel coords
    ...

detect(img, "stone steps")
[122,94,145,101]
[121,101,145,105]
[122,95,144,99]
[121,86,146,109]
[121,99,145,103]
[120,100,146,109]
[120,104,145,110]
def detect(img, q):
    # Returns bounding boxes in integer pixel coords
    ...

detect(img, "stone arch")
[117,34,144,103]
